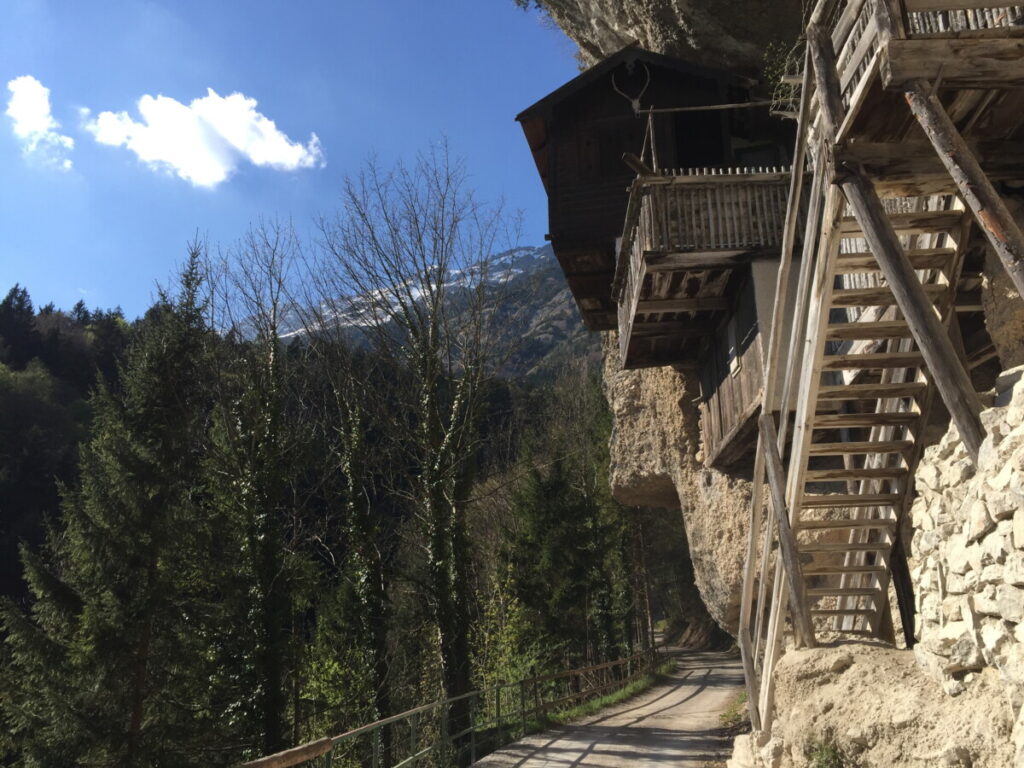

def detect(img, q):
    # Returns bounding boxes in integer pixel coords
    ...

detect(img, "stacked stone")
[909,364,1024,755]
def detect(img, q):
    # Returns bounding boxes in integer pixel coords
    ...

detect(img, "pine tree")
[0,251,229,766]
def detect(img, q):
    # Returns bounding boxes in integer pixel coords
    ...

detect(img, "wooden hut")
[517,44,795,467]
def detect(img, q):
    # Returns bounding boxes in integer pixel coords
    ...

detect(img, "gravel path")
[473,650,744,767]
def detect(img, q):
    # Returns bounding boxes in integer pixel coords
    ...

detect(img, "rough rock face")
[731,644,1016,767]
[538,0,803,72]
[602,333,749,634]
[983,247,1024,369]
[907,364,1024,761]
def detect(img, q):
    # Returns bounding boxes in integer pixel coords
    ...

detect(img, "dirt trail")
[474,650,743,767]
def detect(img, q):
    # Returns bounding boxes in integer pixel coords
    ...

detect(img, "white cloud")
[84,88,324,187]
[5,75,74,170]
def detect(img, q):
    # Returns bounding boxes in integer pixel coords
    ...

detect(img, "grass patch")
[718,690,749,728]
[808,737,846,768]
[539,658,677,728]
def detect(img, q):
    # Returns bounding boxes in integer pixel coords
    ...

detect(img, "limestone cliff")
[535,0,803,73]
[602,333,749,634]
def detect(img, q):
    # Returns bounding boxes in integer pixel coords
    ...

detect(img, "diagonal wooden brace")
[904,79,1024,302]
[808,23,986,463]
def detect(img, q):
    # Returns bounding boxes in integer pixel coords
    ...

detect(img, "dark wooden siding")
[699,274,764,467]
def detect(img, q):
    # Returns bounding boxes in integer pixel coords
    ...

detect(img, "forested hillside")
[0,152,710,767]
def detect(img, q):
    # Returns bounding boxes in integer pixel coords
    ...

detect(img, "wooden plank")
[810,608,876,616]
[835,247,954,272]
[836,142,1024,192]
[808,439,913,455]
[800,541,892,552]
[904,79,1024,301]
[805,466,907,481]
[803,564,888,575]
[817,381,927,399]
[797,518,896,530]
[819,351,925,369]
[801,492,903,508]
[883,38,1024,89]
[904,0,1018,9]
[830,284,945,306]
[813,412,919,427]
[760,413,817,648]
[837,209,963,235]
[629,320,711,338]
[239,738,333,768]
[806,586,884,597]
[737,627,763,731]
[643,250,754,271]
[635,297,728,312]
[825,319,912,340]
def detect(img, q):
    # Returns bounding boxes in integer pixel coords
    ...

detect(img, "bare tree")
[312,142,518,744]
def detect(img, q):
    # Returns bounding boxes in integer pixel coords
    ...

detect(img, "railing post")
[495,683,503,747]
[441,702,450,766]
[520,679,527,736]
[409,711,418,766]
[470,692,477,764]
[372,726,381,768]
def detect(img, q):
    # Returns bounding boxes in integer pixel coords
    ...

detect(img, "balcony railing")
[613,167,790,366]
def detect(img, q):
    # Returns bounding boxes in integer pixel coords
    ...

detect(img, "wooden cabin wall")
[699,274,764,468]
[548,68,727,253]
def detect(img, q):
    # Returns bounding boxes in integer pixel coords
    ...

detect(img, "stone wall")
[602,332,750,634]
[909,364,1024,753]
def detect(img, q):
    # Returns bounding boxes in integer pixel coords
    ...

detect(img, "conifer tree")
[0,249,227,767]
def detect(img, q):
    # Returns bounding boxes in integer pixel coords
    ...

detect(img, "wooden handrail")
[236,647,661,768]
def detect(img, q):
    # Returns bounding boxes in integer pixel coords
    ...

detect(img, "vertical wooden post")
[904,79,1024,300]
[409,711,418,765]
[760,413,817,648]
[491,684,499,745]
[470,693,477,763]
[520,680,527,736]
[807,22,985,462]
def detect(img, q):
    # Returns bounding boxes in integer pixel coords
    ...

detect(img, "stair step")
[806,587,884,597]
[803,565,889,576]
[820,352,925,370]
[830,284,946,307]
[799,541,892,552]
[796,517,896,530]
[805,467,907,481]
[825,319,913,340]
[801,493,904,508]
[810,608,877,616]
[838,210,964,236]
[835,247,954,273]
[808,440,914,456]
[817,382,927,400]
[812,412,919,429]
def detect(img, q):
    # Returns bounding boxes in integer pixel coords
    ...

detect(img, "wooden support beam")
[629,320,711,338]
[889,535,916,648]
[643,250,757,272]
[903,79,1024,302]
[759,413,817,649]
[737,627,763,731]
[808,22,986,464]
[635,297,728,313]
[836,141,1024,191]
[883,38,1024,90]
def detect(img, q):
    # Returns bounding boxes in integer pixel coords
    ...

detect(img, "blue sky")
[0,0,578,317]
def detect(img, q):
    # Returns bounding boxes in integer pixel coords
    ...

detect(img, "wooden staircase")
[735,0,1024,734]
[790,197,970,637]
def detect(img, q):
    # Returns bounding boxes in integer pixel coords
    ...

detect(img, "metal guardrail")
[239,647,661,768]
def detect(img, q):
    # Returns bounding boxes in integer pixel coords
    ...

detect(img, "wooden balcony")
[612,167,790,369]
[804,0,1024,198]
